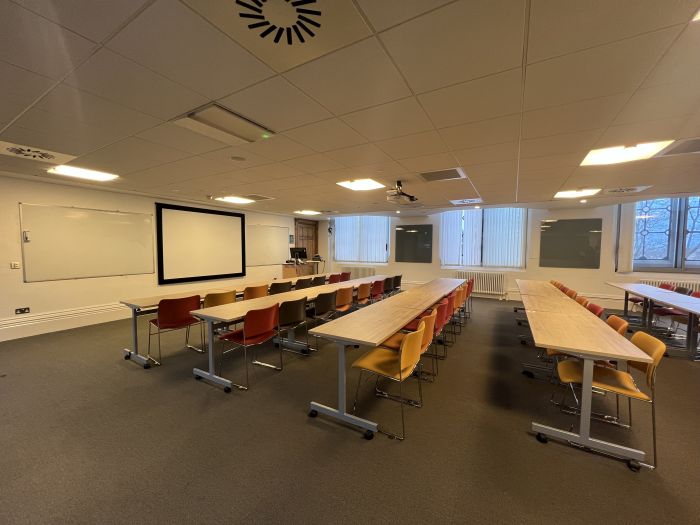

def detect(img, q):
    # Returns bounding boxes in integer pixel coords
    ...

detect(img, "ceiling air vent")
[655,138,700,158]
[243,194,275,201]
[603,186,652,195]
[237,0,321,45]
[0,141,75,165]
[418,167,466,183]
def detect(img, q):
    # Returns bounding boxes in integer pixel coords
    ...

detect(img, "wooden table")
[607,282,700,358]
[518,280,653,463]
[189,276,388,392]
[307,278,464,438]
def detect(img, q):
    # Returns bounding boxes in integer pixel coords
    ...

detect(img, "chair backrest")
[328,274,342,284]
[659,282,675,291]
[243,303,279,339]
[295,278,312,290]
[279,297,307,327]
[420,308,438,353]
[339,272,351,281]
[311,276,326,287]
[465,279,474,298]
[314,291,337,315]
[565,289,577,299]
[335,286,354,308]
[446,292,456,318]
[393,275,402,290]
[630,331,666,388]
[606,314,629,335]
[371,280,384,297]
[453,287,464,313]
[575,296,589,307]
[243,285,269,301]
[269,281,293,295]
[203,290,236,308]
[674,286,692,295]
[399,321,425,374]
[158,295,200,329]
[587,303,604,318]
[692,291,700,298]
[357,282,371,301]
[383,277,393,293]
[561,286,570,294]
[435,300,450,334]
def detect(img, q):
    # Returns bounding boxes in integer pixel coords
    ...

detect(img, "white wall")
[0,175,295,341]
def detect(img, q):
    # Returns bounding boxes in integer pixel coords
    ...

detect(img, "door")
[295,219,318,258]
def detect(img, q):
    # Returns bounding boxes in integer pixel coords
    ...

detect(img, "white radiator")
[639,279,700,292]
[341,266,376,279]
[456,271,507,299]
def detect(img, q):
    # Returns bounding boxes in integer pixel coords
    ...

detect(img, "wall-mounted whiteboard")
[246,224,289,266]
[156,203,245,284]
[20,203,154,282]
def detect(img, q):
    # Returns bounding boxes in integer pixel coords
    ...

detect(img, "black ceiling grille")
[6,146,55,160]
[237,0,321,45]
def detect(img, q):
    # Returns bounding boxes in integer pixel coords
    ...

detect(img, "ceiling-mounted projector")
[387,180,418,205]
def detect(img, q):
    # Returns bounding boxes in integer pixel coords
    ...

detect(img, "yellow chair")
[555,331,665,468]
[203,290,236,308]
[243,285,268,301]
[352,322,425,440]
[380,308,438,379]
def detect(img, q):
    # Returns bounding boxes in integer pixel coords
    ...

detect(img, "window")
[440,207,526,268]
[334,215,389,263]
[633,196,700,271]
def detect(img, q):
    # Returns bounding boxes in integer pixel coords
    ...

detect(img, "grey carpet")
[1,299,699,524]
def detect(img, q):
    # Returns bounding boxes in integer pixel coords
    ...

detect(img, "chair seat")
[335,304,352,313]
[557,360,650,401]
[663,308,686,316]
[149,317,198,329]
[356,298,370,305]
[628,296,643,303]
[219,328,277,346]
[653,307,676,316]
[545,348,561,357]
[352,347,414,381]
[379,332,404,350]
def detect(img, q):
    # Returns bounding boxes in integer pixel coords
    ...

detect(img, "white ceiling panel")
[282,153,344,174]
[284,118,366,152]
[119,155,234,188]
[340,97,433,142]
[200,146,273,169]
[0,60,54,129]
[64,49,208,120]
[108,0,274,99]
[453,142,518,167]
[644,23,700,88]
[355,0,455,32]
[219,75,331,132]
[325,144,393,168]
[136,123,228,155]
[379,0,525,93]
[238,135,314,161]
[612,83,700,125]
[376,131,448,159]
[596,118,687,148]
[182,0,372,72]
[440,115,520,150]
[398,153,459,173]
[70,137,191,174]
[525,27,680,110]
[0,120,115,158]
[419,69,522,129]
[520,129,600,158]
[284,38,410,115]
[0,1,96,79]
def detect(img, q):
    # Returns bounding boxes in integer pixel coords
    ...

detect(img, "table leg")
[623,291,629,318]
[193,320,234,392]
[274,327,310,354]
[532,358,646,462]
[309,341,378,436]
[687,313,699,359]
[123,308,151,368]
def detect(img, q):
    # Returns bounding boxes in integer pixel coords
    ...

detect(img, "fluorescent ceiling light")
[406,230,418,233]
[173,103,274,146]
[694,8,700,21]
[396,210,401,214]
[589,230,602,233]
[554,189,601,199]
[294,210,321,215]
[580,141,673,166]
[580,199,588,204]
[396,227,404,230]
[215,196,255,204]
[48,165,118,181]
[336,179,385,191]
[542,219,558,223]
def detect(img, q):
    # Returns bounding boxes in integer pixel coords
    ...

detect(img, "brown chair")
[203,290,236,308]
[147,295,202,365]
[392,275,402,294]
[310,275,327,287]
[295,278,312,290]
[565,289,577,300]
[339,271,351,281]
[355,282,371,307]
[328,274,342,284]
[307,290,337,349]
[278,297,310,355]
[269,281,293,295]
[243,285,269,300]
[383,277,393,298]
[335,286,354,316]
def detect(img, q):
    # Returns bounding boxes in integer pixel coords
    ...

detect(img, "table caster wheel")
[520,339,527,346]
[363,430,374,440]
[522,370,535,379]
[536,433,548,444]
[308,409,318,418]
[124,353,131,360]
[517,321,522,326]
[627,460,641,472]
[224,386,232,393]
[143,363,150,369]
[354,345,359,348]
[195,375,202,380]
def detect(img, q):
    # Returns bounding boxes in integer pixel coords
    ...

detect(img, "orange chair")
[335,286,354,316]
[219,303,280,388]
[465,278,474,317]
[575,296,589,307]
[339,272,351,282]
[565,289,577,300]
[587,303,605,318]
[243,285,269,300]
[147,295,202,365]
[328,274,342,284]
[355,282,371,307]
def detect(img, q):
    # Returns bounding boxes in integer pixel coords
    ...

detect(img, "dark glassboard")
[395,225,433,263]
[539,218,602,269]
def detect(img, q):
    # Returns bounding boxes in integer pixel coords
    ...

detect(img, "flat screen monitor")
[290,247,307,260]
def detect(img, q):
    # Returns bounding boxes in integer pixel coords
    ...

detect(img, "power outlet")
[10,262,21,269]
[15,307,30,315]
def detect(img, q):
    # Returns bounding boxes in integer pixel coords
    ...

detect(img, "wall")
[0,175,295,341]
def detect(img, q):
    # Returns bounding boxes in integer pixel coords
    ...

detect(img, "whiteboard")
[20,203,154,282]
[157,203,245,284]
[246,224,289,266]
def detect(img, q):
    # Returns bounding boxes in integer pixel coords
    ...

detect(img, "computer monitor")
[290,247,307,260]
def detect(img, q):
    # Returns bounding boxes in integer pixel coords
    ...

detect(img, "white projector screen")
[156,203,245,284]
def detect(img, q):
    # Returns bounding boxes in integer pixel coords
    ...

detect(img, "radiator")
[341,266,376,279]
[639,279,700,292]
[456,271,507,299]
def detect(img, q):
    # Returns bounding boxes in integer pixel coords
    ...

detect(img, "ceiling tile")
[182,0,371,72]
[453,142,518,166]
[379,0,525,93]
[238,135,314,161]
[0,2,95,79]
[528,0,698,63]
[525,27,680,110]
[284,118,366,152]
[398,153,459,173]
[108,0,274,99]
[200,146,273,168]
[612,83,700,125]
[282,153,344,174]
[355,0,455,32]
[0,60,54,129]
[0,120,115,157]
[440,114,520,150]
[64,48,208,120]
[376,131,448,159]
[340,97,434,141]
[419,69,522,128]
[325,144,393,167]
[70,137,191,174]
[119,155,233,188]
[596,117,687,147]
[644,23,700,88]
[219,76,331,132]
[136,123,228,155]
[520,129,600,158]
[284,38,410,114]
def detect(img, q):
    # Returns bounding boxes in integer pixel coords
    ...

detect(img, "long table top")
[607,282,700,315]
[517,280,652,363]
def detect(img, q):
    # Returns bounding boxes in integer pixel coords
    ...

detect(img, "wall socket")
[15,307,30,315]
[10,262,21,269]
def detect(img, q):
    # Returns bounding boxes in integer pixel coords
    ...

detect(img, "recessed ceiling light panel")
[337,179,385,191]
[215,195,255,204]
[294,210,321,215]
[554,189,601,199]
[47,165,118,181]
[580,141,673,165]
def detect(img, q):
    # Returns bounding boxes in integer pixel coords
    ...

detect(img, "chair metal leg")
[352,370,363,412]
[651,396,657,468]
[157,327,162,364]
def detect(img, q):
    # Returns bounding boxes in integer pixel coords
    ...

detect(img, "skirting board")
[0,303,131,342]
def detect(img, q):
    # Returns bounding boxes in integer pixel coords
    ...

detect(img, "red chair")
[147,295,202,366]
[339,272,351,282]
[328,274,342,284]
[370,279,384,302]
[219,303,280,389]
[587,303,605,318]
[659,283,675,291]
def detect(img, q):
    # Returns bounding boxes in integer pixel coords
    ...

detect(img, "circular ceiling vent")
[6,146,55,160]
[236,0,321,45]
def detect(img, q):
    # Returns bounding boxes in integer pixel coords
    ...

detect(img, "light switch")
[10,262,21,269]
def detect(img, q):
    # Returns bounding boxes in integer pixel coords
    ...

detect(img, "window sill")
[334,261,388,266]
[440,266,525,272]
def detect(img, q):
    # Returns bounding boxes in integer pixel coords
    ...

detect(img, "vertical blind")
[334,216,389,263]
[482,208,525,267]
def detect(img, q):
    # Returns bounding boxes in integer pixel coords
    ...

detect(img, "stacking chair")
[278,297,310,356]
[565,289,578,300]
[269,281,293,295]
[307,290,337,349]
[219,303,280,388]
[380,308,438,380]
[294,278,312,290]
[355,282,371,307]
[465,278,474,318]
[352,322,425,440]
[383,277,394,298]
[392,275,402,294]
[575,296,589,307]
[452,286,465,334]
[328,274,342,284]
[370,280,384,303]
[423,299,450,361]
[339,271,351,282]
[147,295,202,365]
[243,285,269,300]
[335,286,354,316]
[587,303,605,318]
[202,291,236,341]
[310,275,326,287]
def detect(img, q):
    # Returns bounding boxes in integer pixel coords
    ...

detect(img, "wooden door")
[295,219,318,258]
